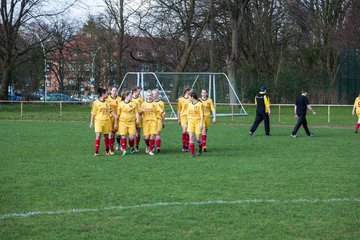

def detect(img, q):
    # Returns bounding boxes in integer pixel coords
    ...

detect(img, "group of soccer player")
[90,86,216,157]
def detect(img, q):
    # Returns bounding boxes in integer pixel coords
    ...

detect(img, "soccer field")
[0,120,359,239]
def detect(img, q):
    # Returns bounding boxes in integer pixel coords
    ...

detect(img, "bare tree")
[0,0,77,99]
[136,0,212,100]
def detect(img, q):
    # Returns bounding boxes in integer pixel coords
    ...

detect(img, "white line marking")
[1,198,359,220]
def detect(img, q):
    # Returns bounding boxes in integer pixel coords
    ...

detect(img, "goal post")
[117,72,247,120]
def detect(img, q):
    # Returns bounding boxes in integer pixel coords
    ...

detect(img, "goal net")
[117,72,247,120]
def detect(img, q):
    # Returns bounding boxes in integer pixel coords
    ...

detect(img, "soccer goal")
[117,72,247,120]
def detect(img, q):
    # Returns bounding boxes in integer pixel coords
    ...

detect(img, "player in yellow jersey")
[187,91,204,157]
[132,86,143,152]
[200,89,216,152]
[152,88,165,152]
[177,86,192,152]
[139,90,164,155]
[106,87,122,154]
[90,88,118,156]
[117,90,139,155]
[351,93,360,133]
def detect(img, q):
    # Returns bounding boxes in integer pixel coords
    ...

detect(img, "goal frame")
[117,72,247,120]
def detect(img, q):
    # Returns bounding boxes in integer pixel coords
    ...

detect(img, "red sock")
[149,139,155,152]
[182,133,186,148]
[136,136,141,147]
[189,142,195,154]
[156,138,161,148]
[202,134,207,147]
[185,133,189,148]
[145,138,150,147]
[104,138,109,151]
[129,138,134,148]
[94,139,100,153]
[121,138,127,151]
[109,138,114,151]
[356,123,360,130]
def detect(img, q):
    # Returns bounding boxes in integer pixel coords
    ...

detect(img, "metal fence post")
[60,102,62,117]
[328,105,330,123]
[278,104,281,122]
[21,102,23,117]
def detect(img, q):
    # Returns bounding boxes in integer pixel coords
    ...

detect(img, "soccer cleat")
[249,131,253,136]
[355,129,358,134]
[290,134,297,138]
[156,147,160,153]
[122,151,127,156]
[203,147,207,152]
[308,133,314,137]
[198,150,202,156]
[129,148,134,155]
[191,153,196,157]
[105,151,110,156]
[115,145,120,151]
[148,151,154,156]
[94,152,99,156]
[135,146,139,153]
[185,146,190,152]
[145,147,149,154]
[266,134,271,137]
[109,150,115,155]
[181,148,186,152]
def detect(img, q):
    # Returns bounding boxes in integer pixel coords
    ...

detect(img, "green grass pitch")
[0,114,360,239]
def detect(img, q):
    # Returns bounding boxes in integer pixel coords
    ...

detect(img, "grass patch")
[0,120,359,239]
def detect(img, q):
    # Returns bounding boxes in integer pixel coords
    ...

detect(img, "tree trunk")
[0,66,11,100]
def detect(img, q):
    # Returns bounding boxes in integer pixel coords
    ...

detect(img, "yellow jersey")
[177,96,191,116]
[132,95,143,108]
[106,95,122,115]
[201,97,215,117]
[91,99,111,121]
[117,101,138,122]
[140,101,163,122]
[154,100,165,119]
[187,100,204,121]
[354,97,360,112]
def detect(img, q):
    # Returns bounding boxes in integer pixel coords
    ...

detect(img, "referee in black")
[249,86,271,136]
[291,89,316,137]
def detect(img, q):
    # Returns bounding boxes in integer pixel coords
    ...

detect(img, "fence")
[0,101,355,125]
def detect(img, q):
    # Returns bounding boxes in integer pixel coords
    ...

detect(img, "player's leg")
[109,131,115,154]
[135,128,140,152]
[103,121,111,155]
[104,134,110,155]
[202,117,210,151]
[94,132,101,156]
[115,133,121,151]
[128,122,136,153]
[149,134,155,155]
[355,113,360,133]
[155,120,162,153]
[291,115,303,137]
[302,116,311,136]
[181,116,188,152]
[195,123,203,156]
[250,113,263,135]
[189,131,195,157]
[119,122,127,155]
[264,113,270,136]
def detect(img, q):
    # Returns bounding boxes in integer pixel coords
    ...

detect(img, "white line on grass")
[1,198,359,220]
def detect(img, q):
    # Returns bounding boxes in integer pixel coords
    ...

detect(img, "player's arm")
[352,100,356,115]
[177,99,182,125]
[90,103,96,128]
[265,96,271,115]
[199,104,204,130]
[293,105,298,118]
[210,99,216,123]
[307,105,316,115]
[135,106,139,125]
